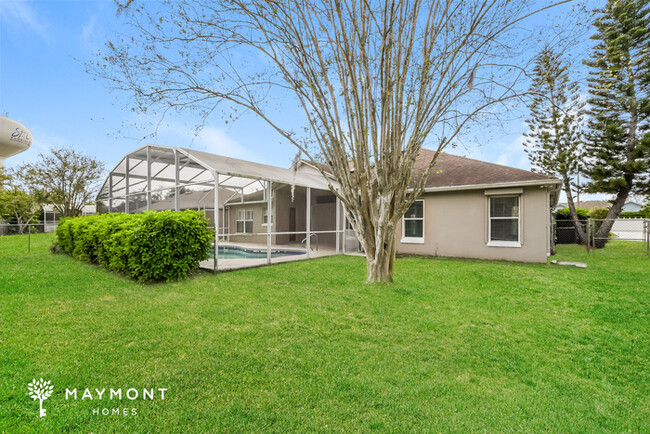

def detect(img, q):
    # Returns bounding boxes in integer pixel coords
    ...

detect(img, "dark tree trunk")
[592,189,630,248]
[562,175,587,244]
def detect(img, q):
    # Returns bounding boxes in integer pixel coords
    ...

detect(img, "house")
[556,200,643,213]
[623,201,643,213]
[96,144,345,272]
[394,150,560,263]
[97,144,560,268]
[42,204,96,233]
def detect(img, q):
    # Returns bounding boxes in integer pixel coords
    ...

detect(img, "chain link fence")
[554,217,648,252]
[555,219,587,244]
[0,223,56,253]
[588,218,649,252]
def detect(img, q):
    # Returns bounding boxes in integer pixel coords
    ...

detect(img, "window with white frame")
[262,211,273,226]
[488,195,520,246]
[236,209,253,233]
[402,200,424,243]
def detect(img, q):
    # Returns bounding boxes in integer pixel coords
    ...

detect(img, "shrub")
[55,211,213,282]
[588,207,610,220]
[620,211,645,218]
[587,208,611,233]
[555,207,589,220]
[641,203,650,218]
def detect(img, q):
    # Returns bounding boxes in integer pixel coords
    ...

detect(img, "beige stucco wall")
[395,186,551,263]
[227,202,272,245]
[274,185,307,245]
[227,186,339,248]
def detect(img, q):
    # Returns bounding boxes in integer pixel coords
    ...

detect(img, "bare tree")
[95,0,567,282]
[18,147,104,218]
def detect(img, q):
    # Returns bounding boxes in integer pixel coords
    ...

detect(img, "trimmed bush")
[54,211,213,282]
[555,207,589,220]
[588,207,610,220]
[620,211,645,218]
[642,204,650,218]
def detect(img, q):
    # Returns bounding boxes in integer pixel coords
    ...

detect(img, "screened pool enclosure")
[96,144,359,271]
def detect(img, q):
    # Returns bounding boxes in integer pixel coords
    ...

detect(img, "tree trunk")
[592,189,629,248]
[357,213,398,284]
[562,175,587,244]
[365,234,396,283]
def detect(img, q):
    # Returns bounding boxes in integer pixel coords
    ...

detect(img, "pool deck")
[200,241,362,272]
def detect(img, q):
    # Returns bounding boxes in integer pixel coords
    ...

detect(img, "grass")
[0,233,648,432]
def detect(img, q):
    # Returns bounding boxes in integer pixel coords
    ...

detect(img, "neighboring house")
[571,200,611,210]
[622,202,642,213]
[556,200,642,213]
[98,144,561,264]
[42,204,96,232]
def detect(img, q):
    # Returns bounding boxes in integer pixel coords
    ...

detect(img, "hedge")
[557,207,650,220]
[554,207,613,236]
[555,208,589,220]
[54,210,213,282]
[620,211,648,218]
[555,207,614,220]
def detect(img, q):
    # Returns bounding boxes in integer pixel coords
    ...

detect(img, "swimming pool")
[210,246,304,259]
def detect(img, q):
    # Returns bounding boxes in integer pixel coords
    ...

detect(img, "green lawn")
[1,233,648,432]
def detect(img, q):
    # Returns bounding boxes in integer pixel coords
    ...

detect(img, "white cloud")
[492,134,529,170]
[81,14,96,44]
[0,1,48,38]
[452,132,531,170]
[194,126,263,162]
[495,152,511,166]
[148,121,266,163]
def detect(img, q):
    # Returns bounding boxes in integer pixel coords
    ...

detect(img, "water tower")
[0,116,33,167]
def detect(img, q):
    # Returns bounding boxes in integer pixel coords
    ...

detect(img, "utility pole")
[576,169,581,208]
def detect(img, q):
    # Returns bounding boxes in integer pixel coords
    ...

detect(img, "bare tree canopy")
[95,0,567,282]
[18,147,105,218]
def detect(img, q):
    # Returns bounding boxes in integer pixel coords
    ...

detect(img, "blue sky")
[0,0,606,202]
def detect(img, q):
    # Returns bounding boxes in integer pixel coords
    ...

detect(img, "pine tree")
[583,0,650,248]
[524,47,586,244]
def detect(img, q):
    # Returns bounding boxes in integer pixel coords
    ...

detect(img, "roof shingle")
[414,149,558,188]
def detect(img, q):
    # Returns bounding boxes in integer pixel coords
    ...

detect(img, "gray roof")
[415,149,558,188]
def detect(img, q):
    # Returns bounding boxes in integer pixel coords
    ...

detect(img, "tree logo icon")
[28,378,54,417]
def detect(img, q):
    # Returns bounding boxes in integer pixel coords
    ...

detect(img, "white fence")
[588,218,649,252]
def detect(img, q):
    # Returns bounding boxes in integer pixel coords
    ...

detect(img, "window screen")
[403,200,424,239]
[489,196,519,242]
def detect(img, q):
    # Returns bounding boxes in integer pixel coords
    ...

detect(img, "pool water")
[210,246,304,259]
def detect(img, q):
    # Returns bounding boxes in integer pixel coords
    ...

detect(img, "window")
[402,200,424,243]
[489,196,520,246]
[262,211,273,226]
[236,210,253,233]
